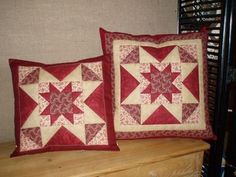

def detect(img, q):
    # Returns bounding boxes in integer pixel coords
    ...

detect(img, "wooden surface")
[0,138,209,177]
[103,152,204,177]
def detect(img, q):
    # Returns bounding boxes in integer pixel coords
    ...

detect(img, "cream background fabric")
[0,0,177,142]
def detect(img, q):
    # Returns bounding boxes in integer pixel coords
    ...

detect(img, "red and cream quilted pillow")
[9,55,119,157]
[111,32,215,139]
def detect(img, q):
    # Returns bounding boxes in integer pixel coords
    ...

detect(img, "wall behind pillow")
[0,0,177,143]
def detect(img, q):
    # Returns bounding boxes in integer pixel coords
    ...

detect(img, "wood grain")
[0,138,209,177]
[102,152,204,177]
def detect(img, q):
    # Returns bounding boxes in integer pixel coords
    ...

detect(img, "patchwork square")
[99,28,170,55]
[110,32,215,139]
[99,28,171,112]
[9,55,119,157]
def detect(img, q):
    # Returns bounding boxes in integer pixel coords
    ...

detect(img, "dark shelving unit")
[178,0,236,176]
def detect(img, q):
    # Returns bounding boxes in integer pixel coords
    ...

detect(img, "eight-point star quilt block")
[113,32,215,139]
[10,55,118,157]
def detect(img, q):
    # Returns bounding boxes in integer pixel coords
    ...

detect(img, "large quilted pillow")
[9,55,119,157]
[112,32,215,139]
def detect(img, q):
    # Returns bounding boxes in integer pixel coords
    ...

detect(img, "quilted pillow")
[111,32,215,139]
[9,55,119,157]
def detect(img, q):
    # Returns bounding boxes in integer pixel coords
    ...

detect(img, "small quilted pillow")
[9,55,119,157]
